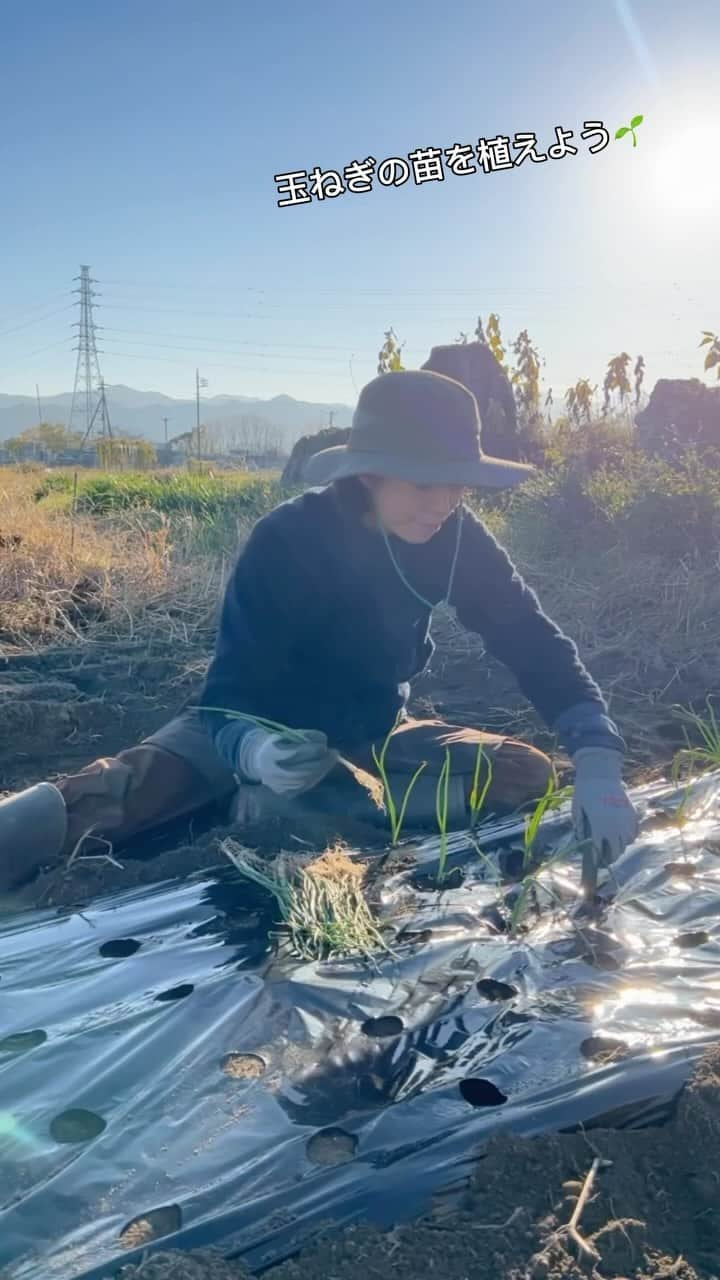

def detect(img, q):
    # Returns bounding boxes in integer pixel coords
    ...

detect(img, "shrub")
[618,465,720,557]
[477,446,720,561]
[33,472,76,502]
[544,415,640,476]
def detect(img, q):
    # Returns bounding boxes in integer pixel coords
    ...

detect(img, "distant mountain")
[0,386,355,446]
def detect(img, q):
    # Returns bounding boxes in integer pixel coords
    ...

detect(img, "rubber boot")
[0,783,69,892]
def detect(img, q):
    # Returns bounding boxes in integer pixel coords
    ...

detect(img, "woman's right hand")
[236,727,339,797]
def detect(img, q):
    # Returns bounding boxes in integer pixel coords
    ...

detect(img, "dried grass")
[434,531,720,773]
[0,468,224,654]
[523,545,720,760]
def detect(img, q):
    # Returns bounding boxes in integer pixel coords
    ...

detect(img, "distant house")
[228,448,287,471]
[155,445,185,468]
[0,444,97,467]
[53,448,98,467]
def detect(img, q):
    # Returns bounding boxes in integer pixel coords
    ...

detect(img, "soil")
[0,639,197,793]
[112,1045,720,1280]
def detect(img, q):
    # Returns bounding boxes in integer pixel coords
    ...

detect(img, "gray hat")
[302,369,534,489]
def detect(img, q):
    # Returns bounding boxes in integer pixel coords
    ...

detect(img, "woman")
[1,369,638,892]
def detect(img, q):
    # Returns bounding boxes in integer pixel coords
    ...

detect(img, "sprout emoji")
[615,114,644,148]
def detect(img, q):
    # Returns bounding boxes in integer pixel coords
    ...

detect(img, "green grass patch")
[72,471,282,518]
[671,697,720,780]
[33,469,284,555]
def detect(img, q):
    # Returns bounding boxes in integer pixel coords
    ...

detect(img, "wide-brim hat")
[302,369,534,489]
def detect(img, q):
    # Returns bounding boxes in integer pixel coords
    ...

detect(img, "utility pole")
[328,410,335,428]
[195,368,208,458]
[162,416,170,444]
[35,384,44,427]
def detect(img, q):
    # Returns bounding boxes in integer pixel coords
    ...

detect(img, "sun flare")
[650,122,720,216]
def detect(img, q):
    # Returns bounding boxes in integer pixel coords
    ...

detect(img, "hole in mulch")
[674,931,710,949]
[306,1126,358,1166]
[690,1007,720,1028]
[503,1011,530,1026]
[459,1078,508,1107]
[498,847,527,879]
[49,1108,107,1144]
[476,978,518,1001]
[99,938,141,959]
[0,1030,47,1055]
[580,1035,630,1063]
[664,862,699,879]
[413,867,466,892]
[583,951,622,971]
[397,928,434,945]
[154,983,194,1003]
[356,1072,388,1103]
[220,1052,266,1080]
[119,1204,183,1248]
[361,1015,404,1038]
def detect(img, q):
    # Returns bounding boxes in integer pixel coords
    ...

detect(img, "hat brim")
[302,446,534,489]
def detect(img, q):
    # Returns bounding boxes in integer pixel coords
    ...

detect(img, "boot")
[0,783,69,893]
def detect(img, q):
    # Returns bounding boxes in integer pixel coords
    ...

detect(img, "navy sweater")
[200,482,624,763]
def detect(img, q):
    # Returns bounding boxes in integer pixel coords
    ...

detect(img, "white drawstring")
[379,507,465,613]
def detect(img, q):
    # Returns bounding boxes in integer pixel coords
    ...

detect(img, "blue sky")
[1,0,719,413]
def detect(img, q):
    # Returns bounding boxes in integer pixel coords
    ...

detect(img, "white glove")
[572,748,639,891]
[236,727,339,798]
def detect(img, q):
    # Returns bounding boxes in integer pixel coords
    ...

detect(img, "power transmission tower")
[68,265,113,445]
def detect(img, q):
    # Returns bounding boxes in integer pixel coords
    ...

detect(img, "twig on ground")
[34,829,125,906]
[66,830,125,872]
[425,1206,525,1235]
[468,1206,525,1231]
[554,1155,611,1263]
[565,1156,608,1260]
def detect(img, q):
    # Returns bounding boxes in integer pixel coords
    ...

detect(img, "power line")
[0,337,74,378]
[100,294,567,315]
[0,302,75,340]
[13,337,74,360]
[96,276,717,296]
[99,283,566,300]
[102,302,271,320]
[100,325,373,354]
[100,335,356,364]
[97,348,351,378]
[0,289,72,317]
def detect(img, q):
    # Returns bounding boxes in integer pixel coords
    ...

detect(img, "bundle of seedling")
[219,840,389,963]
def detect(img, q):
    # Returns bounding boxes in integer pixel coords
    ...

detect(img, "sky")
[1,0,719,418]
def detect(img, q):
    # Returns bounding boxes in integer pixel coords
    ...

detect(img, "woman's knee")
[486,739,555,812]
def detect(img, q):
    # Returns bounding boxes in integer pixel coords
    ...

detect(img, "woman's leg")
[55,709,238,854]
[363,717,555,817]
[299,717,554,830]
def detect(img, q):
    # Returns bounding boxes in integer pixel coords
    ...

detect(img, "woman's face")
[360,475,464,544]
